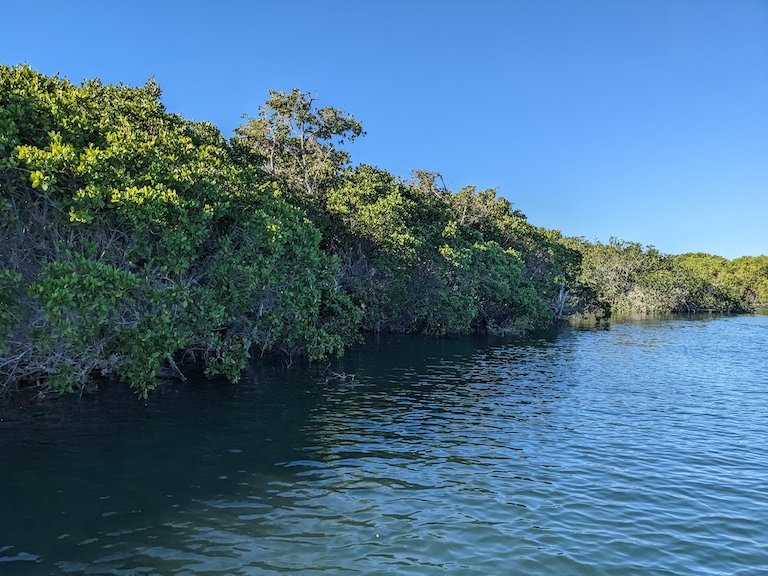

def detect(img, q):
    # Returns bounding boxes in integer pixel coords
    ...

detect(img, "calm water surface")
[1,315,767,574]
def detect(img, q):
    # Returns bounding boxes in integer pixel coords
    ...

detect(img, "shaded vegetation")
[1,66,765,395]
[1,67,356,394]
[570,239,767,316]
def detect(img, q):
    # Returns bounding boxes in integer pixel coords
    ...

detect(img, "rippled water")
[1,314,767,574]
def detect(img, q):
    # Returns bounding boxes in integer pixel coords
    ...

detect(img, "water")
[1,314,767,575]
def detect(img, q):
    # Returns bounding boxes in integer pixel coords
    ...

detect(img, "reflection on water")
[1,315,767,574]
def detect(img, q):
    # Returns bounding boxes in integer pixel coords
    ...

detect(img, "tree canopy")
[1,65,764,395]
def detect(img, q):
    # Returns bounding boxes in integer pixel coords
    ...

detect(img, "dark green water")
[2,315,767,575]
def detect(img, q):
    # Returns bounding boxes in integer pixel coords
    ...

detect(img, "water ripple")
[1,315,767,574]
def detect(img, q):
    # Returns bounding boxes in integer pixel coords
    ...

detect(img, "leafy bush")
[572,239,760,316]
[0,65,355,395]
[8,65,755,396]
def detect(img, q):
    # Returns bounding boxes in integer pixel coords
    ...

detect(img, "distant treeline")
[1,66,765,394]
[571,239,767,316]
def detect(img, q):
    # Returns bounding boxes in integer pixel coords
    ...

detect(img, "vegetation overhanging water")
[1,65,767,396]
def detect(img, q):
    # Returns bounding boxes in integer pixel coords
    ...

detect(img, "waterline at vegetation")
[1,65,766,395]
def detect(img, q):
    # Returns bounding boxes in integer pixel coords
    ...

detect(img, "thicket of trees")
[1,66,765,395]
[571,239,767,316]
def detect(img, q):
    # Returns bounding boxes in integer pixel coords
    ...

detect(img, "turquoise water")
[1,314,767,574]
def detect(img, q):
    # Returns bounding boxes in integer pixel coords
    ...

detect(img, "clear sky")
[2,0,766,257]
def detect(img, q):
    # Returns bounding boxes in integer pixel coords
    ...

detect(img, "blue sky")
[2,0,766,257]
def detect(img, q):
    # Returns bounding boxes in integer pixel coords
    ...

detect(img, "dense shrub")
[0,65,356,395]
[572,239,762,316]
[3,66,762,395]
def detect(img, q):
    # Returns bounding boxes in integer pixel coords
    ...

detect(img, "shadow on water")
[1,316,766,574]
[0,331,570,573]
[0,367,323,571]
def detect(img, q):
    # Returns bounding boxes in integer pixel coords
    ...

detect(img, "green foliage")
[322,166,554,335]
[446,185,583,314]
[231,90,584,338]
[572,239,763,316]
[437,240,548,334]
[0,65,357,395]
[231,88,363,214]
[327,165,427,253]
[729,256,768,305]
[4,65,759,396]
